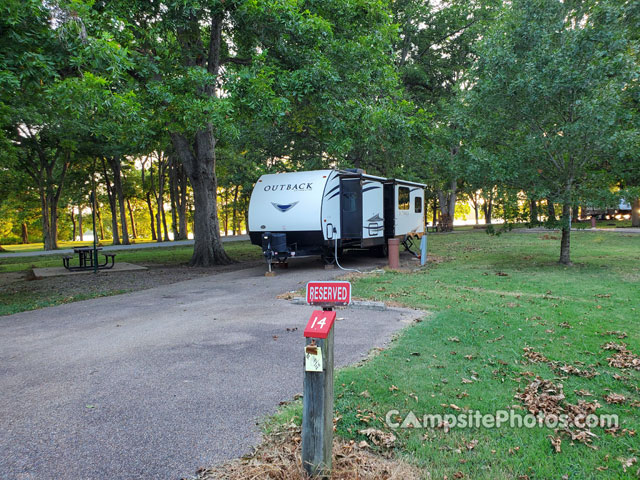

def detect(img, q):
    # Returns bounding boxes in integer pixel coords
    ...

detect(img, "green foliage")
[464,0,637,209]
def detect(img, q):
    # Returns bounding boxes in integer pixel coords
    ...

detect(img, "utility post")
[302,281,351,478]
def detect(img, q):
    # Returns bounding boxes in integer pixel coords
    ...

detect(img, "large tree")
[392,0,499,230]
[464,0,637,264]
[0,1,74,249]
[1,0,137,249]
[93,0,406,265]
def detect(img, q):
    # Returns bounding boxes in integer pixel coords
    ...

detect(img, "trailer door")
[340,178,362,239]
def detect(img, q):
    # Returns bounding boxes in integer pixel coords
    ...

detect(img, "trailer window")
[414,196,422,213]
[343,192,357,213]
[398,187,410,210]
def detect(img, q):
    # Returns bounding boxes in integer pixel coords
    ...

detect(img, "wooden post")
[388,238,400,269]
[302,282,350,479]
[302,309,334,478]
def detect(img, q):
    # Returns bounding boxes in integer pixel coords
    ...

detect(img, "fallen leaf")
[359,428,396,448]
[549,435,561,453]
[605,393,626,404]
[618,457,637,473]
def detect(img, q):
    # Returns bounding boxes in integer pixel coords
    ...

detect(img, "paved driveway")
[0,256,422,480]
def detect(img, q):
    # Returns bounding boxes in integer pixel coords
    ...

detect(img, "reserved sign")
[306,281,351,306]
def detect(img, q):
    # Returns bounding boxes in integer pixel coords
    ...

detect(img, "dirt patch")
[194,423,422,480]
[0,272,27,287]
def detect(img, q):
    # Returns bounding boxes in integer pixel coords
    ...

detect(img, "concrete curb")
[290,297,387,311]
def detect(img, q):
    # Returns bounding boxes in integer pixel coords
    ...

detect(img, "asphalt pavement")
[0,255,423,480]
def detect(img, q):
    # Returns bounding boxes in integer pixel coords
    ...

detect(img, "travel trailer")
[248,169,425,267]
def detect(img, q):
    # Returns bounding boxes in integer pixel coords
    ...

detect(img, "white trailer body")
[248,169,425,258]
[383,179,426,239]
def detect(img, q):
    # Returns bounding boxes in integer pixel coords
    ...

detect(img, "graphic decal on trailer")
[323,185,340,198]
[271,201,299,213]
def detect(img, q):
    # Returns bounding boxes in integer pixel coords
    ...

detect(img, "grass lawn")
[0,241,263,316]
[0,238,157,253]
[0,241,261,273]
[277,231,640,479]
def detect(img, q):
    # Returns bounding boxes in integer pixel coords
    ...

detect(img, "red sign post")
[302,281,350,478]
[306,281,351,306]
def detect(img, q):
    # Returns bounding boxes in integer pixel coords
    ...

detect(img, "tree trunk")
[39,188,52,249]
[71,210,76,241]
[168,13,232,265]
[432,197,437,228]
[96,203,105,240]
[49,193,60,250]
[632,198,640,228]
[232,185,239,235]
[437,179,457,232]
[170,175,179,241]
[559,202,572,265]
[102,160,120,245]
[171,129,233,266]
[169,155,189,240]
[222,189,229,236]
[21,222,29,244]
[23,146,69,250]
[152,157,169,242]
[169,154,180,240]
[146,192,157,241]
[78,208,83,241]
[161,203,169,242]
[243,203,249,235]
[109,156,130,245]
[127,199,137,239]
[39,159,68,250]
[547,199,556,221]
[178,168,188,239]
[530,199,538,223]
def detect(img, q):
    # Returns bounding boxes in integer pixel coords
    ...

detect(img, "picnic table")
[62,247,116,271]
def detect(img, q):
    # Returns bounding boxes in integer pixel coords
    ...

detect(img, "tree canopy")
[0,0,637,263]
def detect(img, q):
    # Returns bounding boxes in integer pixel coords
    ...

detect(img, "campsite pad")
[32,262,147,279]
